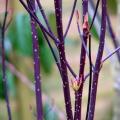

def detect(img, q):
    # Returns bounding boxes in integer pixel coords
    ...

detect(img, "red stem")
[54,0,73,119]
[27,0,43,119]
[74,0,88,119]
[87,0,107,119]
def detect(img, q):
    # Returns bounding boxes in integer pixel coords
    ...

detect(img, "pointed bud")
[76,10,80,23]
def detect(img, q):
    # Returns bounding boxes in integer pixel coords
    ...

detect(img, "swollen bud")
[82,13,89,31]
[71,77,82,91]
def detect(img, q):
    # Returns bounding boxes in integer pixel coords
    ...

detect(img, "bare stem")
[85,34,93,120]
[89,0,101,30]
[74,0,88,119]
[19,0,77,79]
[19,0,59,43]
[54,0,73,119]
[102,46,120,63]
[87,0,107,119]
[64,0,77,39]
[77,19,95,69]
[107,14,120,62]
[27,0,43,119]
[35,0,54,34]
[43,32,77,78]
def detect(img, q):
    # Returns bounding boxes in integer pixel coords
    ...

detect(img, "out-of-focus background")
[0,0,120,120]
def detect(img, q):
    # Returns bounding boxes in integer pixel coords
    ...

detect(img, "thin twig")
[87,0,107,119]
[64,0,77,39]
[27,0,43,119]
[77,18,95,69]
[74,0,88,119]
[89,0,101,30]
[107,14,120,62]
[19,0,77,80]
[1,0,12,119]
[102,46,120,63]
[85,34,93,120]
[42,32,62,75]
[35,0,54,34]
[84,46,120,81]
[54,0,73,119]
[42,31,77,78]
[19,0,59,44]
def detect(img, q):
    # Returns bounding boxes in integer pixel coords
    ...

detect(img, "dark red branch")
[87,0,107,119]
[54,0,73,119]
[27,0,43,119]
[74,0,88,120]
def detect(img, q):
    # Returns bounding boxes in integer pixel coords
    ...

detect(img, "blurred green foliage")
[0,68,15,99]
[88,16,99,40]
[0,68,5,99]
[48,12,57,36]
[43,100,59,120]
[7,13,32,56]
[107,0,117,14]
[0,12,62,119]
[0,12,55,99]
[7,13,53,73]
